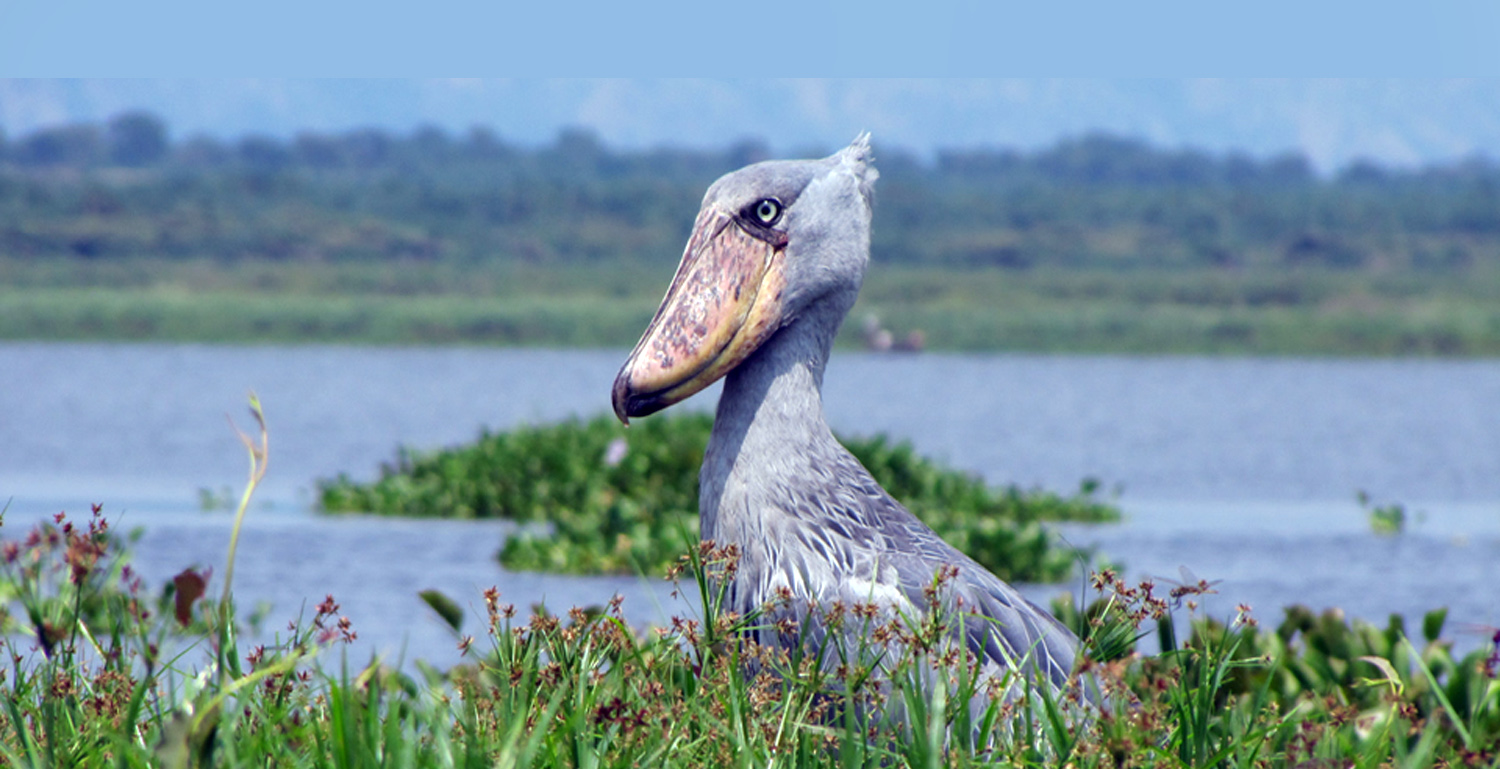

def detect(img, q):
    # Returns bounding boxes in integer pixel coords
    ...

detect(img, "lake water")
[2,343,1497,664]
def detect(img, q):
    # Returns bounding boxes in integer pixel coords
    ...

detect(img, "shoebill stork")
[612,135,1080,697]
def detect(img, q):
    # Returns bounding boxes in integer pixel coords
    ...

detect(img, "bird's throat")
[698,316,841,545]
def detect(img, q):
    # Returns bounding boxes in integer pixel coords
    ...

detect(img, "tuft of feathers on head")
[840,132,878,204]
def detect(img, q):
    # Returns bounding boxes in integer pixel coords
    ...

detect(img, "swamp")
[1,120,1497,765]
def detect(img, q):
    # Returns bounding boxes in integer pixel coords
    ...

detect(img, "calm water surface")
[2,343,1497,663]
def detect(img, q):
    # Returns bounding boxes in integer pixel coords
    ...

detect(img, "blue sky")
[1,2,1498,171]
[1,1,1497,77]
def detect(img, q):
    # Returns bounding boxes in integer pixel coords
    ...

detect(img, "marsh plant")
[5,399,1497,767]
[4,508,1497,767]
[0,397,357,767]
[318,412,1118,582]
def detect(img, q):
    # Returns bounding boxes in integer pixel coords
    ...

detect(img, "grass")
[3,516,1496,767]
[8,258,1500,354]
[0,286,657,347]
[3,397,1498,766]
[317,412,1119,583]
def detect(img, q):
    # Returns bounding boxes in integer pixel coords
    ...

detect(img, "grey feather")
[680,137,1081,701]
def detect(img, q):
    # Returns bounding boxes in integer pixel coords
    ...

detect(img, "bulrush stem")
[219,392,268,682]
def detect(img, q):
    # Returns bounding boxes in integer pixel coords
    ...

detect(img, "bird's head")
[612,134,877,423]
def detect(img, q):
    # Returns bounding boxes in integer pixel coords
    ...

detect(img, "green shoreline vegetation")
[3,114,1500,354]
[7,260,1500,354]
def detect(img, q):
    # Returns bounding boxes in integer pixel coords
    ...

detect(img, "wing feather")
[749,445,1078,692]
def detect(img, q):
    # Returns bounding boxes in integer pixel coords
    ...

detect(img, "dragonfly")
[1157,565,1224,606]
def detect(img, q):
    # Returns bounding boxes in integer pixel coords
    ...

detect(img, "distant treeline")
[3,111,1499,271]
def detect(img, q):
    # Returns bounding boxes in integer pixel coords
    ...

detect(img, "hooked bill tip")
[611,371,632,426]
[611,365,675,424]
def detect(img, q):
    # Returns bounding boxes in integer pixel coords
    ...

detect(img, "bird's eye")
[751,198,782,226]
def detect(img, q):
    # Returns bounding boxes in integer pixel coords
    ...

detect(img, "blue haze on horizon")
[2,79,1499,174]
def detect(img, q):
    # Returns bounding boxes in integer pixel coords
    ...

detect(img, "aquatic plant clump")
[316,412,1119,580]
[4,512,1497,767]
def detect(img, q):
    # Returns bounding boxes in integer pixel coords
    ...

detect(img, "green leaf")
[419,589,464,633]
[1421,607,1448,645]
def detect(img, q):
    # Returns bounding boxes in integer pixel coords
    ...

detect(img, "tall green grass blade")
[1405,637,1473,750]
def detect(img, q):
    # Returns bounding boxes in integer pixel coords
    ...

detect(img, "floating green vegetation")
[317,412,1118,582]
[1359,490,1419,535]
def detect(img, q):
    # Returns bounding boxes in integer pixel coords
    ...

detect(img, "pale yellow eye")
[753,198,782,225]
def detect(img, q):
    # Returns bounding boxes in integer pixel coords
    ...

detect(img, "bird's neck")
[699,302,848,543]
